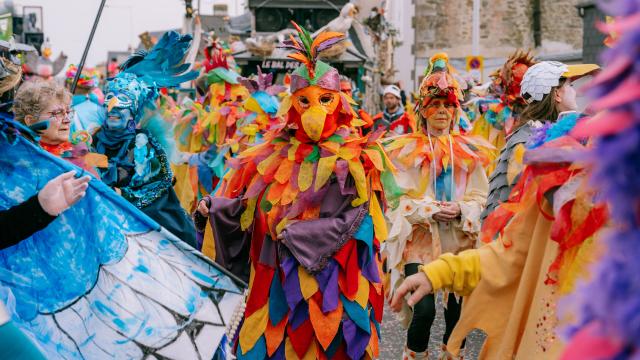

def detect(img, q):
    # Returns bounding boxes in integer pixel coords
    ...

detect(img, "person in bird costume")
[234,67,287,150]
[92,31,198,247]
[172,43,249,217]
[382,53,493,360]
[390,59,601,359]
[196,22,393,359]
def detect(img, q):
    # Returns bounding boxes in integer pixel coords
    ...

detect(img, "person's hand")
[197,199,210,217]
[38,171,91,216]
[432,201,461,222]
[390,271,433,312]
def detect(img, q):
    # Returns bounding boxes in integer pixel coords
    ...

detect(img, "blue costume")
[93,31,198,247]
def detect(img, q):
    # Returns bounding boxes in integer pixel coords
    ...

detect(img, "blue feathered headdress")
[106,31,198,121]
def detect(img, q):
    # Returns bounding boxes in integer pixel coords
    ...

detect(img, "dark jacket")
[0,194,56,250]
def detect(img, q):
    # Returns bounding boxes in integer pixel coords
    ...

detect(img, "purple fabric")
[335,160,356,196]
[259,235,278,268]
[208,196,252,283]
[289,300,309,330]
[343,318,370,360]
[361,247,381,284]
[245,177,268,199]
[282,257,304,310]
[315,68,340,92]
[290,75,310,94]
[286,177,328,219]
[315,260,340,313]
[281,181,367,273]
[267,342,285,360]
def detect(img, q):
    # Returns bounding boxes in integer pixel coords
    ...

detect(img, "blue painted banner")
[0,127,245,359]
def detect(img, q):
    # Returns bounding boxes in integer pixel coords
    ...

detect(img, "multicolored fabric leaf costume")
[470,50,537,174]
[235,67,287,148]
[172,44,249,216]
[382,54,492,346]
[205,22,393,359]
[0,118,246,359]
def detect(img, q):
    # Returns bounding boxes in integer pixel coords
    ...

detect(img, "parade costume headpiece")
[203,44,240,86]
[278,22,361,142]
[498,50,536,106]
[65,64,99,89]
[520,61,599,103]
[419,53,463,108]
[105,31,198,123]
[239,67,286,115]
[279,21,345,93]
[416,53,469,132]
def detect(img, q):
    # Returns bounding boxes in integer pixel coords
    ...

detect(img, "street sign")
[466,55,484,81]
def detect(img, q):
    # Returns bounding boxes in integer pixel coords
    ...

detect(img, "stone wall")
[413,0,583,59]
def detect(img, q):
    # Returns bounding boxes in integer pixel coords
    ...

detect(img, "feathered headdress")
[279,21,345,93]
[106,31,198,121]
[499,49,536,106]
[419,52,463,108]
[65,64,99,89]
[201,40,240,85]
[239,67,286,115]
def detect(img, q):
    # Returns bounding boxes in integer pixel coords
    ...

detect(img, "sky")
[10,0,244,67]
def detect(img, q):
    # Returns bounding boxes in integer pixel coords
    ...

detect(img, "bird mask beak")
[107,97,120,113]
[300,105,327,142]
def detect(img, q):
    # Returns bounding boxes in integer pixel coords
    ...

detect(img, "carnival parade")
[0,0,638,359]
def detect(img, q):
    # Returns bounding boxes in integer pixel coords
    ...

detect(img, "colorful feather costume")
[172,44,249,216]
[470,50,537,174]
[561,1,640,358]
[93,31,199,247]
[199,22,393,359]
[235,67,287,148]
[383,53,492,358]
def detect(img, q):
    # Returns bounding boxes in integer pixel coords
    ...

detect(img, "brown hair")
[518,78,566,125]
[13,79,72,123]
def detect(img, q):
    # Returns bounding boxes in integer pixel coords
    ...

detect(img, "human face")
[420,98,456,133]
[340,81,353,97]
[555,79,578,113]
[383,93,400,112]
[292,85,340,141]
[27,100,73,145]
[106,107,133,131]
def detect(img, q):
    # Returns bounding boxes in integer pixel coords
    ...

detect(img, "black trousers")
[405,263,462,352]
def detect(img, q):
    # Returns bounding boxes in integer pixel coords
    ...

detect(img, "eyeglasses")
[42,108,75,122]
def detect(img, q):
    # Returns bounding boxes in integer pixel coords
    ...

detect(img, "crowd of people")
[1,0,640,358]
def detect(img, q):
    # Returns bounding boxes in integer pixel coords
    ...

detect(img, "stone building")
[394,0,588,89]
